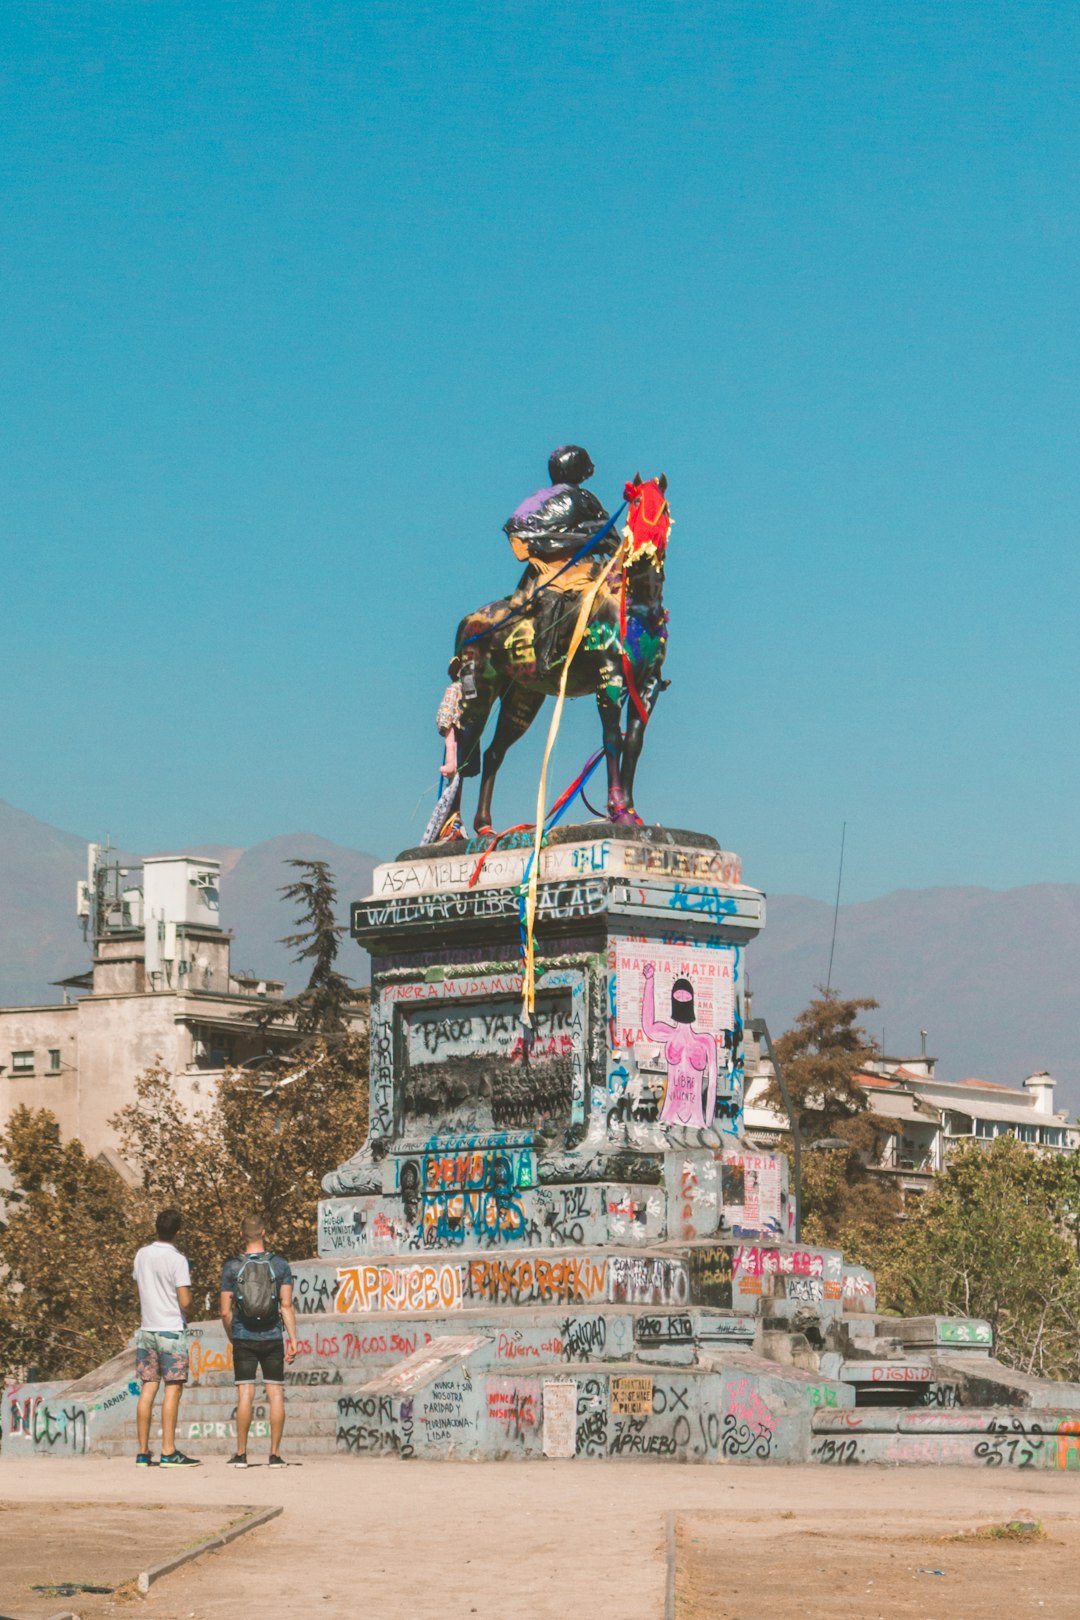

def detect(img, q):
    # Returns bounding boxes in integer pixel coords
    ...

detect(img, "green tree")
[266,859,355,1037]
[876,1135,1080,1380]
[765,990,902,1250]
[0,1106,148,1380]
[767,990,881,1139]
[111,1032,368,1312]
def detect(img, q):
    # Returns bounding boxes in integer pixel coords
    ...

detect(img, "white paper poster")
[614,941,735,1049]
[542,1380,578,1458]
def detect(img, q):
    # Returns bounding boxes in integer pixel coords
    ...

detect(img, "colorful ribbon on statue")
[519,535,630,1024]
[467,749,605,889]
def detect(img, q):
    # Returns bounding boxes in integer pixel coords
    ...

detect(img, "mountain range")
[1,799,1077,1113]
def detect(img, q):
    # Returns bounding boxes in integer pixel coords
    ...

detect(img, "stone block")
[896,1315,993,1351]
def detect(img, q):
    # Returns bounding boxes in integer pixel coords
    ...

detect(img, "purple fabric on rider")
[509,484,568,524]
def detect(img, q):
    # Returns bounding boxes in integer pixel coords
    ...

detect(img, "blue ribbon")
[515,749,606,978]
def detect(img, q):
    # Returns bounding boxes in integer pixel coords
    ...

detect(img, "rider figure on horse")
[504,445,618,675]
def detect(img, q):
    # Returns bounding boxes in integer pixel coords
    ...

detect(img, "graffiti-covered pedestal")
[321,822,790,1252]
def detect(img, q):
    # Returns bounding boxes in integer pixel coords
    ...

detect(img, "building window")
[48,1049,61,1073]
[11,1051,33,1074]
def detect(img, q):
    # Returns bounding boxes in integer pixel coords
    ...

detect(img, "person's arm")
[279,1284,298,1362]
[640,962,675,1042]
[220,1289,234,1340]
[703,1035,718,1126]
[175,1252,193,1326]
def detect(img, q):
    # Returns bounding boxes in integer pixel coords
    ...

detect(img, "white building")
[0,849,294,1164]
[744,1047,1078,1199]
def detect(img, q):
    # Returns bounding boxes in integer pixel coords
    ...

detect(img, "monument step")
[293,1237,846,1320]
[891,1315,994,1353]
[810,1405,1080,1469]
[187,1304,757,1381]
[94,1355,846,1464]
[318,1182,669,1259]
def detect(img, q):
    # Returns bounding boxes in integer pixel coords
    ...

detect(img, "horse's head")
[622,475,671,570]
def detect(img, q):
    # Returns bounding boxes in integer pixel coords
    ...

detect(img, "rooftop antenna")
[824,820,847,997]
[920,1028,928,1058]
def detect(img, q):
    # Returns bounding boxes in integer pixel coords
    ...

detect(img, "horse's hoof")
[474,824,495,838]
[609,804,645,828]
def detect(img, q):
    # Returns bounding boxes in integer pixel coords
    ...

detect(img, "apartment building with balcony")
[744,1046,1077,1200]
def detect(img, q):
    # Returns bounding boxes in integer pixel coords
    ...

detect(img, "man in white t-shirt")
[132,1209,201,1467]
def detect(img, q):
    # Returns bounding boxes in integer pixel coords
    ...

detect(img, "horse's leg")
[595,660,634,825]
[451,670,496,832]
[475,685,545,834]
[620,670,663,818]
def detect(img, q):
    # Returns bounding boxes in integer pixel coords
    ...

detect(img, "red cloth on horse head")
[623,480,671,561]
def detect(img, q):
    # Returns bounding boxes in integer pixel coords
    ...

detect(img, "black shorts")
[233,1337,285,1386]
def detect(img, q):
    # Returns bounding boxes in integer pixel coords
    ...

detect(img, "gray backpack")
[234,1253,279,1331]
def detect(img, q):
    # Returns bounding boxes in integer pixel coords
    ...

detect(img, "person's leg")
[135,1333,161,1457]
[259,1340,287,1456]
[136,1381,158,1453]
[235,1383,255,1453]
[161,1383,182,1454]
[268,1383,286,1454]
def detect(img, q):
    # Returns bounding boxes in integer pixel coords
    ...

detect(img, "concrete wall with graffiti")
[320,827,780,1261]
[5,1372,139,1459]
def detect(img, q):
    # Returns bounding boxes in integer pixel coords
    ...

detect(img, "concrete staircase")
[8,1236,1080,1468]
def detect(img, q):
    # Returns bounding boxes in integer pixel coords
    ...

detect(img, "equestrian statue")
[423,446,671,843]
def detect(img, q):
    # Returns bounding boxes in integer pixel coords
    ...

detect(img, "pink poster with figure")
[614,943,736,1130]
[616,943,735,1047]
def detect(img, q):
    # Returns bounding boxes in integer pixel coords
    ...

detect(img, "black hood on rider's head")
[671,978,696,1024]
[548,445,594,486]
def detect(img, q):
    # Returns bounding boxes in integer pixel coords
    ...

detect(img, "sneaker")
[159,1450,202,1467]
[268,1454,287,1467]
[227,1453,248,1468]
[135,1452,154,1467]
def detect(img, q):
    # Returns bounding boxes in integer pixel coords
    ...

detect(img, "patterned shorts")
[135,1329,190,1385]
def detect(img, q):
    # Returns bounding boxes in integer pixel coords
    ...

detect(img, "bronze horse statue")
[436,476,670,837]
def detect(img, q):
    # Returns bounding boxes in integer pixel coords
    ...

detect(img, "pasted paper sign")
[615,942,735,1048]
[611,1375,654,1416]
[542,1380,578,1458]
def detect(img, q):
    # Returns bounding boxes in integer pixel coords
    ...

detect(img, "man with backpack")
[219,1215,298,1467]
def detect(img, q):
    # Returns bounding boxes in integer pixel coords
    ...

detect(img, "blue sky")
[3,2,1078,903]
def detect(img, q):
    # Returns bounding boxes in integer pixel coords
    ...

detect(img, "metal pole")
[748,1017,800,1243]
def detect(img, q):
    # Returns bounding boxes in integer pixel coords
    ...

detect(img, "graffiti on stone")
[420,1376,474,1450]
[608,1256,689,1307]
[319,1202,369,1256]
[294,1268,340,1316]
[721,1377,775,1460]
[575,1376,608,1457]
[487,1380,539,1442]
[687,1246,733,1309]
[336,1261,464,1314]
[469,1256,608,1308]
[635,1314,694,1348]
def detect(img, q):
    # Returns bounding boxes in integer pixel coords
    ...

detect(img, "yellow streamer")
[520,539,627,1024]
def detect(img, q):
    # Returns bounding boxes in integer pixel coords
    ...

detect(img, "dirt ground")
[0,1503,247,1619]
[676,1505,1080,1619]
[1,1458,1078,1620]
